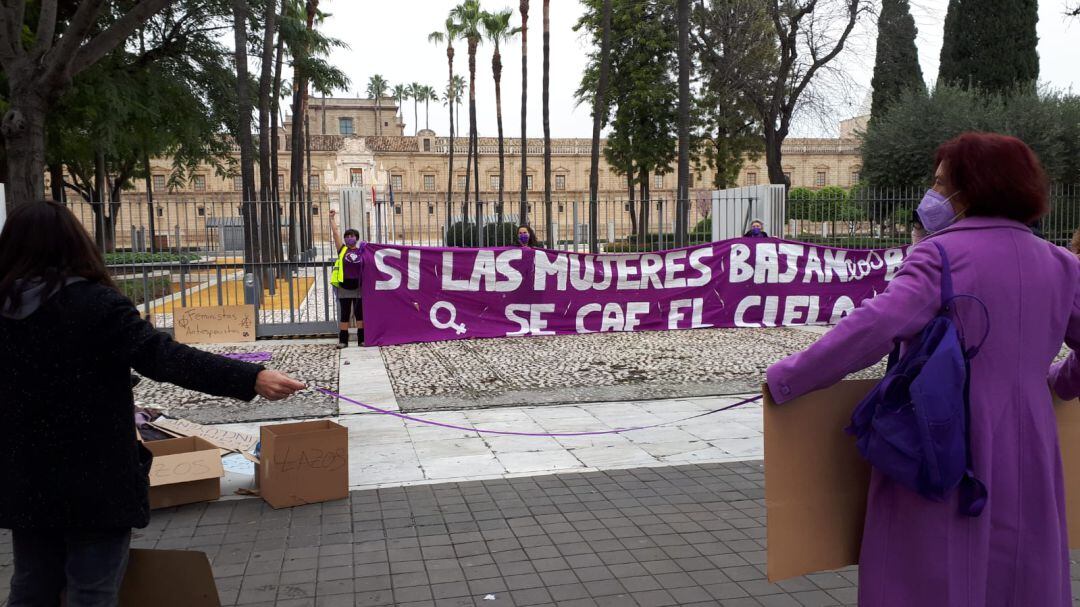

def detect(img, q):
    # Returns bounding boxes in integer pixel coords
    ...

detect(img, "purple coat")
[767,217,1080,606]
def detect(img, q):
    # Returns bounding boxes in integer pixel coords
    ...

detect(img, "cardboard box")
[145,436,224,509]
[763,381,1080,582]
[258,420,348,509]
[120,549,220,607]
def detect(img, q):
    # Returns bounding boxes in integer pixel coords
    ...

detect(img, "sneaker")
[335,342,348,349]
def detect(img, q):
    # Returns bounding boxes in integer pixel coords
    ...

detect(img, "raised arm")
[329,208,344,252]
[766,242,944,404]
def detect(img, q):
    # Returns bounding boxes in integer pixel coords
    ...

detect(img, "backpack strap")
[933,241,989,516]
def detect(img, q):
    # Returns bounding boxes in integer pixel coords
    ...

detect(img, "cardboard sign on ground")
[150,417,259,453]
[119,549,220,607]
[764,380,1080,583]
[258,420,348,509]
[145,436,223,509]
[174,305,255,344]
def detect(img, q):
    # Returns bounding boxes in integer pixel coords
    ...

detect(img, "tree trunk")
[322,94,327,135]
[258,0,278,268]
[304,111,313,250]
[271,16,284,204]
[446,46,456,222]
[519,0,530,224]
[588,0,613,254]
[543,0,552,245]
[48,162,64,203]
[463,123,472,224]
[413,95,419,136]
[675,0,690,246]
[1,89,48,206]
[469,39,480,240]
[639,166,650,244]
[143,153,156,253]
[233,0,260,293]
[494,46,506,230]
[627,163,637,236]
[764,126,788,186]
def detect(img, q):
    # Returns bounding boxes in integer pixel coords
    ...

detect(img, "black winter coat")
[0,282,263,530]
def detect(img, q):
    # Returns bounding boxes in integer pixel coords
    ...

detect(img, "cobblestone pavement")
[134,342,339,424]
[382,328,884,412]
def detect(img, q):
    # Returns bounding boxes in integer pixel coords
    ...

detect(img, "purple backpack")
[846,241,989,516]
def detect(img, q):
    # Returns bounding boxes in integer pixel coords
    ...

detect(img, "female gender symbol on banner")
[430,301,467,335]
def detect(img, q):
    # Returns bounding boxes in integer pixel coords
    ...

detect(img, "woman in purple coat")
[768,132,1080,606]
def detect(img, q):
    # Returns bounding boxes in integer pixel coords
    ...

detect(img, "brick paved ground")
[1,461,864,607]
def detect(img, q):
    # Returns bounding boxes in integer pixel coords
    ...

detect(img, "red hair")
[935,132,1049,224]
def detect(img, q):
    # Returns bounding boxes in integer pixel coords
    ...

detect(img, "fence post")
[572,199,580,251]
[711,190,720,242]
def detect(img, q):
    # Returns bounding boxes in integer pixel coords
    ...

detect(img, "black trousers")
[8,528,131,607]
[338,297,363,323]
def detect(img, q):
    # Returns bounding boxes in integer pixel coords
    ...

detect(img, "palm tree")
[393,83,408,120]
[407,82,424,136]
[450,75,466,130]
[675,0,690,246]
[366,74,389,135]
[483,8,520,230]
[519,0,530,224]
[429,18,461,214]
[542,0,551,242]
[424,85,439,130]
[450,0,485,231]
[588,0,613,253]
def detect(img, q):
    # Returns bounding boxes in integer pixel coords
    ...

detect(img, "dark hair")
[934,132,1049,224]
[1072,227,1080,256]
[343,228,360,239]
[0,200,115,310]
[517,224,538,247]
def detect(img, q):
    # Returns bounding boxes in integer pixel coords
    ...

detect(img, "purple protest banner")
[361,239,908,347]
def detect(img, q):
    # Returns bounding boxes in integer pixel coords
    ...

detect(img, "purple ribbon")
[224,352,273,363]
[315,388,762,437]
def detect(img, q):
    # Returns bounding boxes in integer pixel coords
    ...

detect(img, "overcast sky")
[319,0,1079,138]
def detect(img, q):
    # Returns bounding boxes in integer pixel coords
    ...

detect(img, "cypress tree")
[870,0,926,119]
[939,0,1039,95]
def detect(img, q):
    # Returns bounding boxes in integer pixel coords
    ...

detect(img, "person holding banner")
[329,208,365,348]
[516,224,538,248]
[0,200,305,607]
[743,219,768,238]
[767,133,1080,606]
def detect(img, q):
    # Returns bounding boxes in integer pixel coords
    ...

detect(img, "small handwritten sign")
[151,418,259,453]
[148,450,224,487]
[174,305,256,344]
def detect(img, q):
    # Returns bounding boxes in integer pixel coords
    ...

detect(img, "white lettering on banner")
[505,304,529,336]
[669,298,712,329]
[640,253,664,289]
[374,249,402,290]
[615,256,640,290]
[729,244,753,283]
[823,249,849,283]
[686,248,713,287]
[735,296,760,327]
[884,248,904,281]
[576,303,601,333]
[505,304,555,335]
[830,296,855,323]
[803,247,825,283]
[625,302,649,331]
[846,250,884,282]
[407,250,421,290]
[781,296,812,325]
[593,257,614,290]
[778,244,804,284]
[664,250,689,288]
[568,255,594,291]
[442,252,471,290]
[468,250,498,292]
[535,251,569,291]
[494,250,523,292]
[754,244,779,284]
[600,303,624,332]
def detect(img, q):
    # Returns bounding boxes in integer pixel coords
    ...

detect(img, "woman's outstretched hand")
[255,370,306,400]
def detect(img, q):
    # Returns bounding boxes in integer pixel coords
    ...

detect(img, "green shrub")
[104,252,201,265]
[444,221,479,247]
[483,222,521,247]
[115,276,172,305]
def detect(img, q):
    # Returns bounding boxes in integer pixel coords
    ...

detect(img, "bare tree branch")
[43,0,107,79]
[69,0,178,77]
[32,0,58,55]
[0,4,20,68]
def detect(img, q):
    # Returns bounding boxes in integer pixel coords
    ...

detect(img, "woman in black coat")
[0,201,305,606]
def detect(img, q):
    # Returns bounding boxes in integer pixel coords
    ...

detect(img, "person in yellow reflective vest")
[329,209,364,348]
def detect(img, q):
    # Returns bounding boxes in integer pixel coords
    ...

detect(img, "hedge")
[104,252,201,265]
[116,276,172,305]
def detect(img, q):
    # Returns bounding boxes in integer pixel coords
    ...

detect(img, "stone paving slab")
[5,462,1078,606]
[380,329,884,412]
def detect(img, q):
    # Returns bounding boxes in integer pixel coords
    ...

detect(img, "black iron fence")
[67,183,1079,337]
